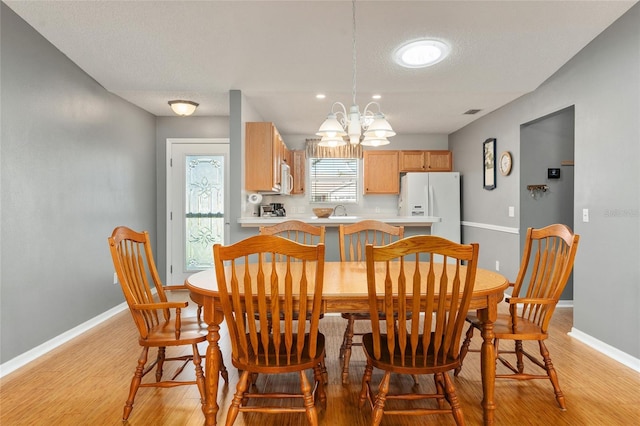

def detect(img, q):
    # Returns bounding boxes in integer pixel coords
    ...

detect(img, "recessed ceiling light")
[316,93,326,99]
[371,94,382,100]
[394,39,450,69]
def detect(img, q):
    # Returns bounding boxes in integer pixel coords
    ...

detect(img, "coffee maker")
[270,203,286,217]
[260,203,286,217]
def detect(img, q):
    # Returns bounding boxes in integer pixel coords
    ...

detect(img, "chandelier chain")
[316,0,394,147]
[352,0,357,107]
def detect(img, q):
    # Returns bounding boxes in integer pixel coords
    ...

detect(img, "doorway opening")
[520,105,575,300]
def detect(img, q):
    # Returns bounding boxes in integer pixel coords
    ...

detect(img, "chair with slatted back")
[455,224,580,410]
[338,220,404,384]
[358,235,479,425]
[259,219,326,246]
[259,220,327,383]
[213,235,327,425]
[108,226,226,421]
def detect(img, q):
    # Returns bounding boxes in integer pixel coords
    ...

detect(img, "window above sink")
[309,157,358,204]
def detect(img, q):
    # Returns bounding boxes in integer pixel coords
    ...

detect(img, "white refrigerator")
[398,172,461,243]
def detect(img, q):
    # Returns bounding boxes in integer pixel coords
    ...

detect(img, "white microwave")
[280,163,293,195]
[259,162,292,195]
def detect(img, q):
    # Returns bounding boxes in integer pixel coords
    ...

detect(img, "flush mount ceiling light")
[168,100,199,116]
[316,0,395,146]
[394,39,450,68]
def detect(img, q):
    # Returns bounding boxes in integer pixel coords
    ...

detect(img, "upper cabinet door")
[399,150,452,172]
[291,150,306,194]
[245,122,289,192]
[399,151,427,171]
[363,151,399,194]
[425,150,453,171]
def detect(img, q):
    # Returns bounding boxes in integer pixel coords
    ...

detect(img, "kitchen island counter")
[237,215,441,227]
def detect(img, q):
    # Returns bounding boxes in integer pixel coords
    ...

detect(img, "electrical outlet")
[508,206,515,217]
[113,272,118,285]
[375,207,380,213]
[495,261,500,271]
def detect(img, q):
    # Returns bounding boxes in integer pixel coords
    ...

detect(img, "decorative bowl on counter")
[312,208,333,218]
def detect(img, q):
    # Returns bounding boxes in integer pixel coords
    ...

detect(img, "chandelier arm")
[361,101,381,129]
[331,102,349,128]
[362,101,382,114]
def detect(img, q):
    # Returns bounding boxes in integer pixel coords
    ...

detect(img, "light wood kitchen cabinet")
[363,150,399,194]
[399,150,452,172]
[291,150,306,194]
[245,122,288,192]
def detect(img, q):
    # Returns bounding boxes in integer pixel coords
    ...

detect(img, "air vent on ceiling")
[464,109,482,115]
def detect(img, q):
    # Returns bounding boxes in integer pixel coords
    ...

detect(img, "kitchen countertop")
[237,215,441,227]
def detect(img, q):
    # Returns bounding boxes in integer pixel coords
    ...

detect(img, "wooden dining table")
[186,260,508,426]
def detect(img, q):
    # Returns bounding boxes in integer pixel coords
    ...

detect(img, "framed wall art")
[483,138,496,190]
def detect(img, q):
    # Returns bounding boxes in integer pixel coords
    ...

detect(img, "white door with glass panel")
[168,139,230,285]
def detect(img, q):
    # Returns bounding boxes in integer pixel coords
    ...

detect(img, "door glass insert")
[185,155,224,270]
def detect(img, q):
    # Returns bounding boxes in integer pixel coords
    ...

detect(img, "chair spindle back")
[511,224,580,332]
[365,235,479,366]
[109,226,169,339]
[213,235,326,365]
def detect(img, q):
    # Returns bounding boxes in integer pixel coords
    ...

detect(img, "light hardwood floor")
[1,298,639,425]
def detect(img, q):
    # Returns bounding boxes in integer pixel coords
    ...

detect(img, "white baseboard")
[568,327,640,373]
[556,300,573,308]
[0,301,129,378]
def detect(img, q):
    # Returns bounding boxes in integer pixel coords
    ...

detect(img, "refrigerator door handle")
[428,185,434,217]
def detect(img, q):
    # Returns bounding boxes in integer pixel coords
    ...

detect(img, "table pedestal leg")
[478,304,497,425]
[203,307,224,426]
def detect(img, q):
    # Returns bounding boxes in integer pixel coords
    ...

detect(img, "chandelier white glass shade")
[317,102,395,145]
[316,0,395,146]
[168,100,199,116]
[317,134,347,148]
[360,135,390,147]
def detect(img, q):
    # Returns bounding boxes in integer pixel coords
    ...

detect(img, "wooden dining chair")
[213,235,327,425]
[338,220,404,384]
[259,219,326,246]
[455,224,580,410]
[259,220,327,383]
[108,226,222,421]
[358,235,479,425]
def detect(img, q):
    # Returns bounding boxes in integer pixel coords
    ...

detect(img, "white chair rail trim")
[461,221,519,234]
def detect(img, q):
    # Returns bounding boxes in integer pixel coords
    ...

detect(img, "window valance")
[305,138,363,159]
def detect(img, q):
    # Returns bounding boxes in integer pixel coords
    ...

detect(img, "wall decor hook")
[527,184,549,199]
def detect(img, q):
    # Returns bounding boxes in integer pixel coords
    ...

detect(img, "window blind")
[309,158,358,203]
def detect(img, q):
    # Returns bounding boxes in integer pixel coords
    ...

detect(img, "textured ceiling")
[4,0,637,136]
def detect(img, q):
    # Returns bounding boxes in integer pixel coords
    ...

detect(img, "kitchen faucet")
[333,204,347,216]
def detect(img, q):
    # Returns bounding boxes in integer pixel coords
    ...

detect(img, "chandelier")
[316,0,395,147]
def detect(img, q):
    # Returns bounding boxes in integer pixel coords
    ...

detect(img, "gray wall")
[232,90,268,245]
[1,4,157,362]
[449,4,640,358]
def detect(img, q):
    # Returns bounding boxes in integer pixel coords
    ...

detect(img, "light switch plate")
[582,208,589,222]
